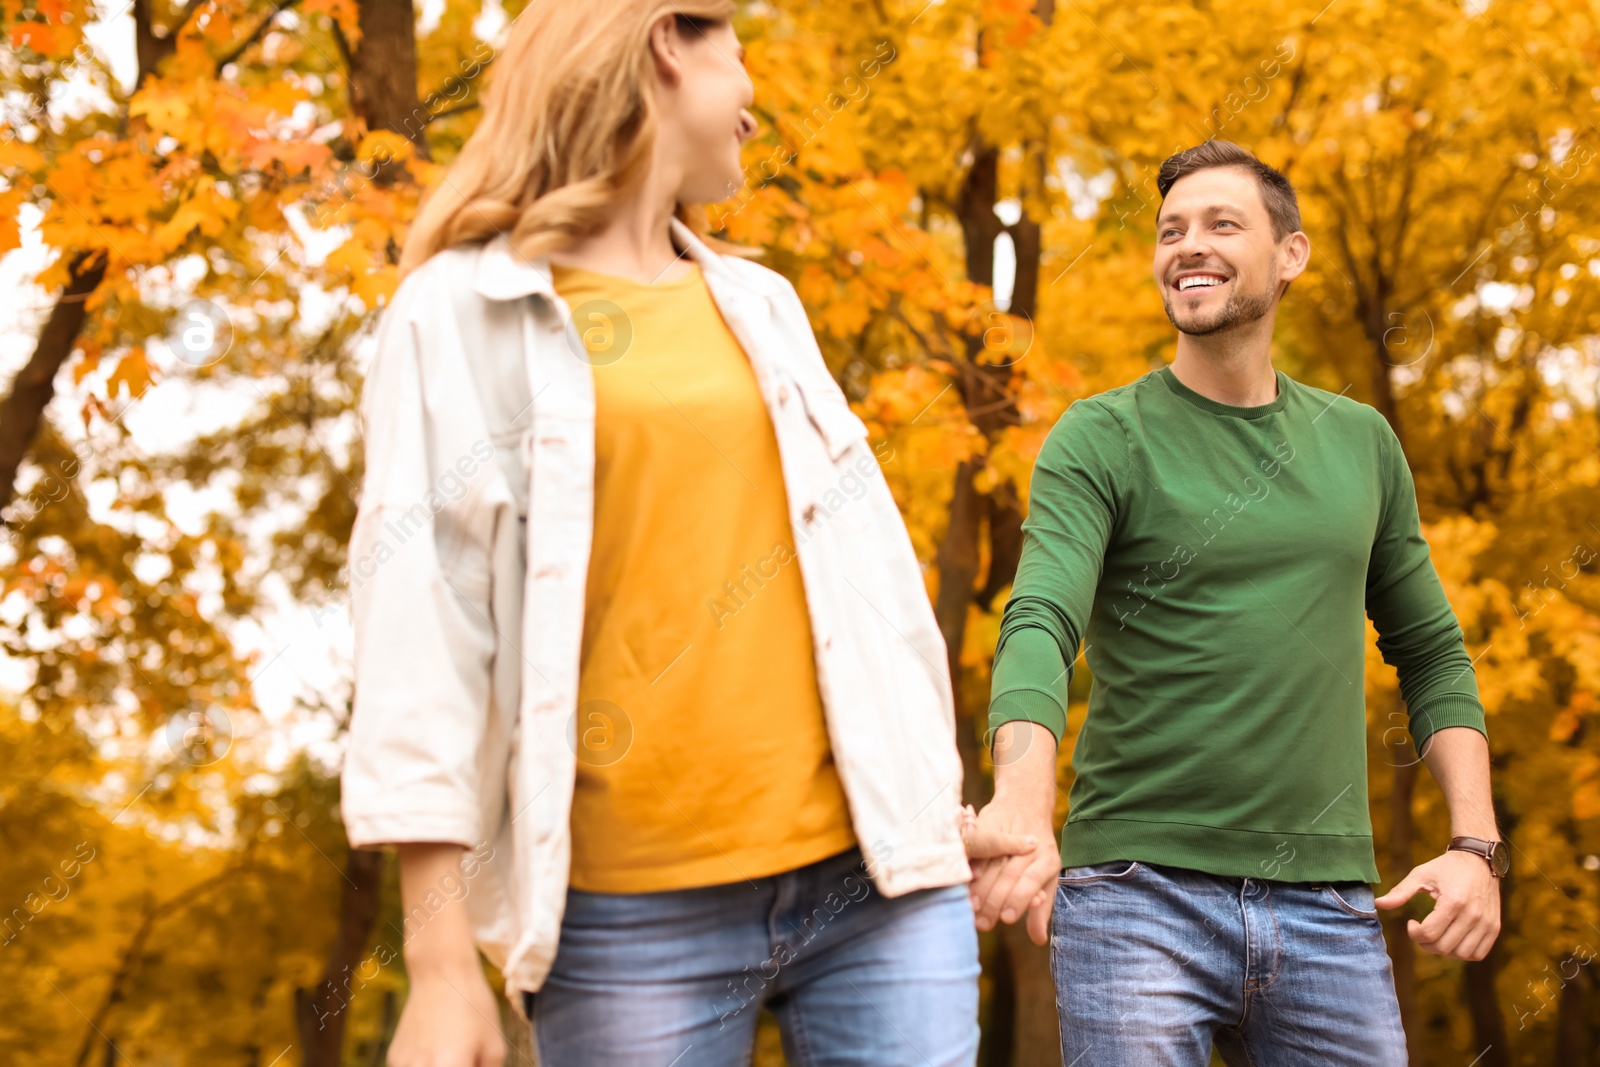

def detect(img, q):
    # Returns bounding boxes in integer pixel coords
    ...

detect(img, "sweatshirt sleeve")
[988,399,1127,748]
[1364,412,1488,757]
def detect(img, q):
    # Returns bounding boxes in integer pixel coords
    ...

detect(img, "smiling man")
[965,141,1505,1064]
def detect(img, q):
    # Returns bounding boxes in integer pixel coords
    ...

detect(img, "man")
[965,140,1505,1065]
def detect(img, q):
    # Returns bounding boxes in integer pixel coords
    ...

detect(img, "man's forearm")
[992,720,1060,824]
[1420,725,1499,840]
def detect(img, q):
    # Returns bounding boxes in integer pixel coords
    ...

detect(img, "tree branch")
[215,0,305,71]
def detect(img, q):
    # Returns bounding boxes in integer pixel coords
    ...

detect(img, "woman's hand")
[387,842,510,1067]
[388,960,508,1067]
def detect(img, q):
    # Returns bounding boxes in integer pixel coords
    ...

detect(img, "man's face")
[1153,166,1286,336]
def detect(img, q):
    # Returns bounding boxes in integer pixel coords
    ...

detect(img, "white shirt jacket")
[339,217,971,1018]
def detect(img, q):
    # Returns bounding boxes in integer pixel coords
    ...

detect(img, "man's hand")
[1374,849,1502,961]
[968,797,1059,945]
[968,721,1061,947]
[959,802,1037,861]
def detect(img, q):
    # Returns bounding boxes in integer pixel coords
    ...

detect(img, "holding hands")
[960,721,1063,946]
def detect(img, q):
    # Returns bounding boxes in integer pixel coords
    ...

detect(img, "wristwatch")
[1448,836,1510,878]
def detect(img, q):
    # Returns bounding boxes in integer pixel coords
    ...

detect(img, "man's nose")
[1176,226,1210,258]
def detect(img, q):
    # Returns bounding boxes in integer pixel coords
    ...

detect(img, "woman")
[340,2,1028,1064]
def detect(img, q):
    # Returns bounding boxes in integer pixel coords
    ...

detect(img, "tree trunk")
[366,989,399,1067]
[1462,946,1510,1067]
[0,250,107,520]
[1360,283,1403,444]
[301,5,424,1061]
[1554,965,1590,1066]
[935,452,988,800]
[933,100,1059,1062]
[294,847,386,1067]
[999,922,1062,1067]
[336,0,433,166]
[980,931,1014,1067]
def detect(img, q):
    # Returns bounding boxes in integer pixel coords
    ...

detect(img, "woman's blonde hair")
[398,0,747,280]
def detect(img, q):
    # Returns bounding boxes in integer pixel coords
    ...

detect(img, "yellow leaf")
[357,131,414,167]
[0,188,25,255]
[106,348,154,400]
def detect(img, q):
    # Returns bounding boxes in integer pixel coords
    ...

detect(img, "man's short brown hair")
[1156,141,1302,242]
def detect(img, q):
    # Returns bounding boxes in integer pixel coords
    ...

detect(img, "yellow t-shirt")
[551,258,857,893]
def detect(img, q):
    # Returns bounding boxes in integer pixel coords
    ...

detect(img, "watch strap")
[1448,835,1508,876]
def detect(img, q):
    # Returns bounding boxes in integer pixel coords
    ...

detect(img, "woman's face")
[655,17,757,205]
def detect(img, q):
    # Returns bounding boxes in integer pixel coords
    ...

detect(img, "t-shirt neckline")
[548,257,702,291]
[1157,364,1289,420]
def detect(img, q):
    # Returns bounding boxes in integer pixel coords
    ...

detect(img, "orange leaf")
[1576,780,1600,821]
[106,348,154,400]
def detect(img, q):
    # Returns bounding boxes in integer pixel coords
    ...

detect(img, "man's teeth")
[1177,276,1226,291]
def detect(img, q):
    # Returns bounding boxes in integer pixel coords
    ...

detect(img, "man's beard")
[1163,268,1276,336]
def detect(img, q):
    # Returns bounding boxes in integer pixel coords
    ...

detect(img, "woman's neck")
[547,169,692,284]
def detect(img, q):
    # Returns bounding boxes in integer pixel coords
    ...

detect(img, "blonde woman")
[339,3,1028,1064]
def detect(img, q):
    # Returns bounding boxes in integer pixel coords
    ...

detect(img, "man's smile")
[1174,271,1231,293]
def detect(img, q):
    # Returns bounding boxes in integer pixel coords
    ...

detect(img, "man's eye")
[1215,220,1236,228]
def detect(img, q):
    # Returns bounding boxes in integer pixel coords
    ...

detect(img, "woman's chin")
[682,171,748,209]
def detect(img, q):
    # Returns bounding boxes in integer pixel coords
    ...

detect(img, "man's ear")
[1278,230,1311,286]
[1273,231,1310,300]
[648,13,685,88]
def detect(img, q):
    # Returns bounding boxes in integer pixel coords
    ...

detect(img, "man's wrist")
[990,721,1058,823]
[1446,835,1510,878]
[1449,823,1502,841]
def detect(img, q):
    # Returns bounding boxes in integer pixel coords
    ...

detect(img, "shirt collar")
[469,215,762,302]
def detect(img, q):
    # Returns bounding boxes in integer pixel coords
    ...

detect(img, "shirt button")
[802,503,819,523]
[778,384,791,404]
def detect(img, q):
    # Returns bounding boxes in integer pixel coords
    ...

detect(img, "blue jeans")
[1051,860,1407,1066]
[525,844,980,1066]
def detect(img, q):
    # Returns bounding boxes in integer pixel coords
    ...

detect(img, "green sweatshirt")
[990,363,1488,883]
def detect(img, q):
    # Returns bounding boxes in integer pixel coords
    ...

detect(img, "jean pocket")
[1322,881,1379,918]
[1058,860,1142,885]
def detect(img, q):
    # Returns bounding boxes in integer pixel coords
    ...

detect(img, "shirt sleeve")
[339,295,503,851]
[1365,412,1488,757]
[988,399,1128,748]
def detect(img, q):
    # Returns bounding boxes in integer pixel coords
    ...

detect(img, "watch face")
[1490,841,1510,877]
